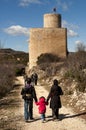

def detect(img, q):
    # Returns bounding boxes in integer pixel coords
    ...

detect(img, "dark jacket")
[31,73,38,82]
[21,84,37,102]
[47,85,63,110]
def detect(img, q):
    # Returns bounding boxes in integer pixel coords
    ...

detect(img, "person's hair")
[27,77,31,84]
[53,79,58,85]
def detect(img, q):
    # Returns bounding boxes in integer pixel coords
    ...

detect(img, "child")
[35,96,48,123]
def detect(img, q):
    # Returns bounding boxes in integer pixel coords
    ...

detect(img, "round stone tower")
[44,13,61,28]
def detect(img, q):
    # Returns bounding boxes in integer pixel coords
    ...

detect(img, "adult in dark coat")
[21,77,37,122]
[31,73,38,85]
[23,75,28,86]
[46,79,63,120]
[34,73,38,85]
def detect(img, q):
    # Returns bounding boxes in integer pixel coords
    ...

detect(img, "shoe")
[52,117,56,121]
[42,119,46,123]
[25,120,28,122]
[53,118,60,121]
[30,118,34,121]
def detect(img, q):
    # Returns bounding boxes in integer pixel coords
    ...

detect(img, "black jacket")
[21,84,37,102]
[47,85,63,110]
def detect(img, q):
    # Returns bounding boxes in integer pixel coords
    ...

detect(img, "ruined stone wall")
[29,28,67,68]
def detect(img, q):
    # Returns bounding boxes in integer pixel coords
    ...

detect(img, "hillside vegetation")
[28,51,86,119]
[0,48,86,119]
[0,48,28,98]
[36,51,86,92]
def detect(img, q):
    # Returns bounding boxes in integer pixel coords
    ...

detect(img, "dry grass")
[0,49,28,98]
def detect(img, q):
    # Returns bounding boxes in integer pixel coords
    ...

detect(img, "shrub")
[64,51,86,92]
[15,66,25,76]
[0,49,28,98]
[76,43,86,52]
[37,53,60,65]
[0,63,15,98]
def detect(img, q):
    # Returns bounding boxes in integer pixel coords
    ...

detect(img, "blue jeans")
[41,113,45,120]
[24,100,33,120]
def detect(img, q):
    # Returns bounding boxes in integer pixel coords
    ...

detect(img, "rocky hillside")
[0,48,29,65]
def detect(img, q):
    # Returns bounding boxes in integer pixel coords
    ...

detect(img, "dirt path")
[0,76,86,130]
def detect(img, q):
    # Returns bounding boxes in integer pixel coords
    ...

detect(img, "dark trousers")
[52,108,59,119]
[35,79,37,85]
[24,100,33,120]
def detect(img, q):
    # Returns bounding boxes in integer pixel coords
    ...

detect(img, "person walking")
[34,73,38,85]
[46,79,63,121]
[21,77,37,122]
[35,96,48,123]
[23,75,28,86]
[31,73,38,86]
[31,73,35,86]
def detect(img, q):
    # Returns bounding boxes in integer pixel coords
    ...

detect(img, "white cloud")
[62,20,79,30]
[62,20,79,37]
[67,29,78,37]
[19,0,42,7]
[75,40,84,45]
[4,25,29,36]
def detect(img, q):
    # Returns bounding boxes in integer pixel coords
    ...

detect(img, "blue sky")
[0,0,86,52]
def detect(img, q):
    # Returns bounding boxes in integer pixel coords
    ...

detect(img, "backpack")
[21,86,32,100]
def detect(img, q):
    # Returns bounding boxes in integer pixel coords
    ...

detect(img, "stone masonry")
[29,13,67,69]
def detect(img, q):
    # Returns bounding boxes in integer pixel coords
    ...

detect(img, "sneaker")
[42,120,45,123]
[52,117,56,121]
[25,120,28,122]
[53,118,60,121]
[30,118,34,121]
[42,119,46,123]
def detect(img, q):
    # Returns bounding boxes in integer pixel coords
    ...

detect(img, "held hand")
[45,100,48,105]
[35,102,38,105]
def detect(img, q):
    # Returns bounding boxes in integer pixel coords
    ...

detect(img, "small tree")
[76,43,86,52]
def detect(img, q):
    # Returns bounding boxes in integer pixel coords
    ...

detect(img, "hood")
[39,97,45,103]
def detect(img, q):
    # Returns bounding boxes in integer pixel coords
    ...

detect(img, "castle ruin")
[29,13,67,69]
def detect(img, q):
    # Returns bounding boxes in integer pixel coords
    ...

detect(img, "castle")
[29,12,67,69]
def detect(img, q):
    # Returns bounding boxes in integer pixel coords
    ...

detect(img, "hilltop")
[0,48,28,65]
